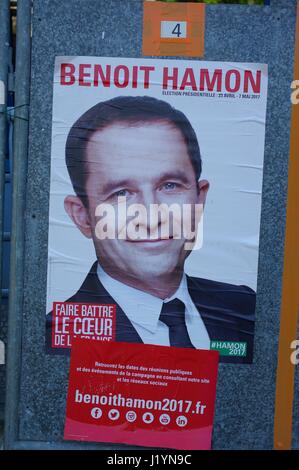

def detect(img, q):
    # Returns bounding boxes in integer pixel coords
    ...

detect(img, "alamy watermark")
[94,197,204,250]
[290,339,299,365]
[291,80,299,104]
[0,80,5,105]
[0,340,4,365]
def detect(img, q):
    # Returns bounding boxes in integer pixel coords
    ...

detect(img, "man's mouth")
[125,236,174,244]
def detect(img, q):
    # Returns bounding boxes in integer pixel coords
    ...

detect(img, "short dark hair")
[65,96,202,203]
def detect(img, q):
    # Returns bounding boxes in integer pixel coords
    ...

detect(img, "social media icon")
[142,412,154,424]
[159,413,170,425]
[126,411,137,423]
[176,415,188,427]
[108,409,120,421]
[91,407,102,419]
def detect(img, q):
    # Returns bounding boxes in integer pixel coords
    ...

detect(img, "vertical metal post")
[0,0,10,300]
[4,0,31,449]
[274,2,299,451]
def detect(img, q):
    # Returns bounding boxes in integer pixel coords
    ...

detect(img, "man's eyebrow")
[158,171,193,184]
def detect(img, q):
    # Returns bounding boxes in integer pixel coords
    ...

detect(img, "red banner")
[64,338,219,449]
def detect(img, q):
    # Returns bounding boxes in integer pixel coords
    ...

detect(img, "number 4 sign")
[161,21,187,39]
[143,1,205,57]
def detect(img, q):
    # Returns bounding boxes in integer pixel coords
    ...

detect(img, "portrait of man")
[46,95,255,363]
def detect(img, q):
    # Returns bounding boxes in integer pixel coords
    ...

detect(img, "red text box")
[52,302,116,348]
[64,339,219,450]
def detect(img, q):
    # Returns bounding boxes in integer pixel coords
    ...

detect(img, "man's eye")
[115,189,129,197]
[163,182,178,190]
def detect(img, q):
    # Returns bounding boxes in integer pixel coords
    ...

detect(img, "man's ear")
[64,196,92,238]
[197,179,209,206]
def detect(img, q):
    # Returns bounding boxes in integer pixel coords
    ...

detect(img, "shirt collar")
[97,264,193,333]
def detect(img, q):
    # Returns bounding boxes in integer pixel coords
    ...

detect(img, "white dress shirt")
[97,264,210,350]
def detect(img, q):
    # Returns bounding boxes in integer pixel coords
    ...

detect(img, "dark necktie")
[159,298,195,348]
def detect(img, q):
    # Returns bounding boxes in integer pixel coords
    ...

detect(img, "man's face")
[65,121,209,287]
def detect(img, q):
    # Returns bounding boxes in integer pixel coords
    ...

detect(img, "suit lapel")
[186,275,242,344]
[78,262,143,344]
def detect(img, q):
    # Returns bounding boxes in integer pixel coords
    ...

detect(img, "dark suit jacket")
[46,262,256,363]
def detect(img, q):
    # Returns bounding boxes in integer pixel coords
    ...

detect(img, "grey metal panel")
[0,0,10,292]
[4,0,31,449]
[10,0,298,449]
[0,0,10,420]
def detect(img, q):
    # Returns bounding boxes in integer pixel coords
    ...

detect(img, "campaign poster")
[46,56,268,364]
[64,339,219,449]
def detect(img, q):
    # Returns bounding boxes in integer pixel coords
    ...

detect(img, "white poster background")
[47,56,268,313]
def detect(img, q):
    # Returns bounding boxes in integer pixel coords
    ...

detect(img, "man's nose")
[138,188,158,209]
[137,189,164,237]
